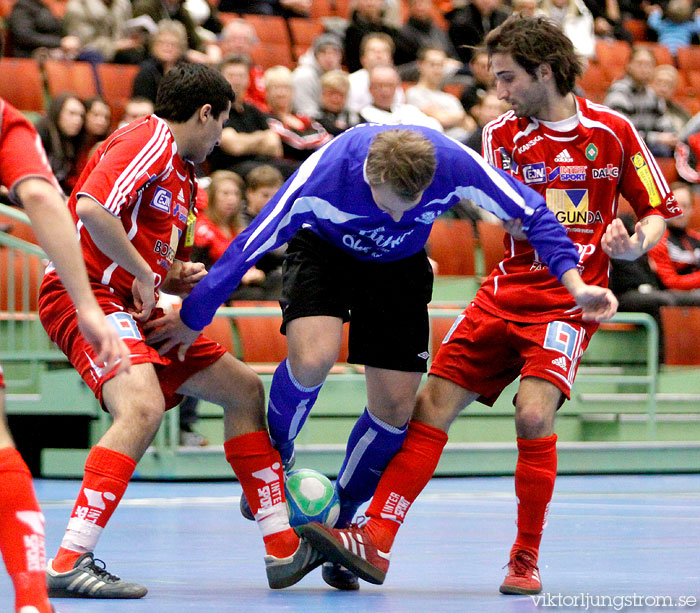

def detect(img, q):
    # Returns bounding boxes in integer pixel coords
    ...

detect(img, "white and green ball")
[285,468,340,528]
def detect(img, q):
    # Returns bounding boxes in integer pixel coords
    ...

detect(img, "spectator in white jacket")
[292,33,343,118]
[537,0,596,60]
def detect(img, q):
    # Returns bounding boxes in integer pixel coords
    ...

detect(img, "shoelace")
[87,557,122,583]
[348,515,368,530]
[504,551,537,576]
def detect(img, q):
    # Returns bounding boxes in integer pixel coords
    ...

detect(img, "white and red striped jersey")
[64,115,197,304]
[478,95,680,323]
[0,99,60,201]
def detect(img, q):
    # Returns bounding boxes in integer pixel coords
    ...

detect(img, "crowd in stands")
[6,0,700,421]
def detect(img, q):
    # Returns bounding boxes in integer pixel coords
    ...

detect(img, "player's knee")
[114,401,165,436]
[238,368,265,410]
[514,407,552,439]
[414,386,452,431]
[287,350,334,386]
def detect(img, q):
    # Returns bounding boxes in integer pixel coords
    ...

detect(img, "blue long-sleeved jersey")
[180,123,580,330]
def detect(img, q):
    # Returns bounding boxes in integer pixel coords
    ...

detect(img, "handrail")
[0,202,31,226]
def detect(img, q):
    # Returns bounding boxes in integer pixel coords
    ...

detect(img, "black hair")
[155,63,235,123]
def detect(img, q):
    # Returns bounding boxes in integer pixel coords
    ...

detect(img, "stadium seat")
[660,306,700,365]
[686,192,700,230]
[288,17,325,59]
[427,219,476,276]
[242,14,290,47]
[476,220,505,276]
[44,60,98,99]
[231,300,288,363]
[577,62,611,103]
[0,0,13,18]
[595,40,631,82]
[637,42,674,67]
[0,58,45,112]
[96,63,140,127]
[430,308,461,361]
[0,247,42,312]
[331,0,350,18]
[677,46,700,73]
[202,316,235,354]
[655,156,678,184]
[622,18,648,42]
[0,213,38,244]
[249,44,294,69]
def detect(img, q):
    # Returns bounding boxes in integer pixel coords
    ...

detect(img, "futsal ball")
[285,468,340,528]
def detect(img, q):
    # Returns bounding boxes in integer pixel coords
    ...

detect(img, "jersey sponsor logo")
[185,211,196,247]
[592,164,620,180]
[498,147,513,170]
[105,312,143,340]
[177,188,185,203]
[150,186,172,214]
[343,227,416,256]
[175,203,188,224]
[665,195,681,215]
[560,165,586,181]
[415,210,438,224]
[517,135,543,153]
[554,149,574,163]
[631,152,661,207]
[585,143,598,160]
[546,189,603,225]
[548,166,561,181]
[543,321,579,359]
[522,162,547,184]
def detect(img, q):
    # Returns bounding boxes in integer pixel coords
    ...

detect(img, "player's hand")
[77,305,131,375]
[241,267,265,286]
[130,273,156,322]
[601,218,645,261]
[503,218,526,240]
[144,309,200,361]
[572,284,619,322]
[162,261,207,296]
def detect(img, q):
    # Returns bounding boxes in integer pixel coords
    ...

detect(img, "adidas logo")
[554,149,573,163]
[551,356,567,370]
[177,188,185,203]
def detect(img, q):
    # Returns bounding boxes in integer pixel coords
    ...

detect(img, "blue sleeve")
[647,11,662,31]
[180,155,323,330]
[445,145,580,280]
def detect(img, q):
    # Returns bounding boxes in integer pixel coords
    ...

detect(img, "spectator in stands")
[358,64,444,131]
[582,0,634,42]
[537,0,596,60]
[230,0,311,17]
[347,32,406,115]
[64,0,145,63]
[133,0,220,64]
[651,64,691,138]
[72,97,112,179]
[459,48,495,116]
[445,0,509,64]
[35,93,85,193]
[464,88,508,152]
[649,181,700,293]
[236,164,286,301]
[317,70,358,136]
[7,0,82,59]
[343,0,414,73]
[218,18,266,109]
[132,20,188,103]
[264,65,333,165]
[604,46,678,157]
[646,0,700,57]
[183,0,223,41]
[118,96,154,127]
[292,33,344,119]
[398,0,462,82]
[406,46,472,142]
[208,54,294,178]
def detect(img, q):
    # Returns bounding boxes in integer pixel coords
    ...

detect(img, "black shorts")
[280,229,433,372]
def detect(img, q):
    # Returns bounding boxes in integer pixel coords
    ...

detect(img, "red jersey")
[0,99,60,201]
[45,115,197,305]
[193,212,240,264]
[479,95,680,323]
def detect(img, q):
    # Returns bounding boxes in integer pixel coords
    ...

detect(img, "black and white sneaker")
[46,553,147,599]
[264,539,325,589]
[322,561,360,591]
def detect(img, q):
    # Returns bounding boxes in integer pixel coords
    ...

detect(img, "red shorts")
[0,363,4,389]
[39,274,226,409]
[430,303,597,406]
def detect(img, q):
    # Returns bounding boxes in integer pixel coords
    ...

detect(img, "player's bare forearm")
[602,215,666,261]
[161,260,207,296]
[560,268,618,321]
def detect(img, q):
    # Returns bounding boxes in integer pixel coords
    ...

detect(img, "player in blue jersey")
[147,123,617,590]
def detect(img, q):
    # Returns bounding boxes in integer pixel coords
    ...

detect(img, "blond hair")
[365,129,437,199]
[263,65,293,88]
[206,170,245,229]
[321,69,350,92]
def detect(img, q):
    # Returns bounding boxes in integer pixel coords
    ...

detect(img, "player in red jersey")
[297,15,680,595]
[39,63,321,600]
[0,96,130,613]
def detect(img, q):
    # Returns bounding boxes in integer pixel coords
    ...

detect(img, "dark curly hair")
[155,63,235,123]
[484,14,584,96]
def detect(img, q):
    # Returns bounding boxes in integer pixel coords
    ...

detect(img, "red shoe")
[297,521,390,585]
[499,550,542,595]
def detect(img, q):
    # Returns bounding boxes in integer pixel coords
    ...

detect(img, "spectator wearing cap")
[292,33,344,118]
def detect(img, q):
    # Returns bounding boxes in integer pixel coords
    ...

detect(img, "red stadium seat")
[677,46,700,73]
[427,219,476,276]
[0,58,45,112]
[622,18,648,42]
[44,60,98,99]
[0,247,42,312]
[476,220,505,277]
[660,306,700,365]
[636,42,674,67]
[96,63,140,127]
[231,300,288,364]
[201,316,235,354]
[595,40,631,82]
[288,17,325,59]
[577,62,612,104]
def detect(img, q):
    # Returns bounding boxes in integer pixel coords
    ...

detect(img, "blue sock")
[267,359,323,466]
[335,408,408,527]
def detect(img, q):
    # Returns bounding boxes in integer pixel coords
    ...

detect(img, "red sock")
[511,434,558,561]
[225,431,298,559]
[0,447,52,613]
[365,420,448,551]
[52,446,136,572]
